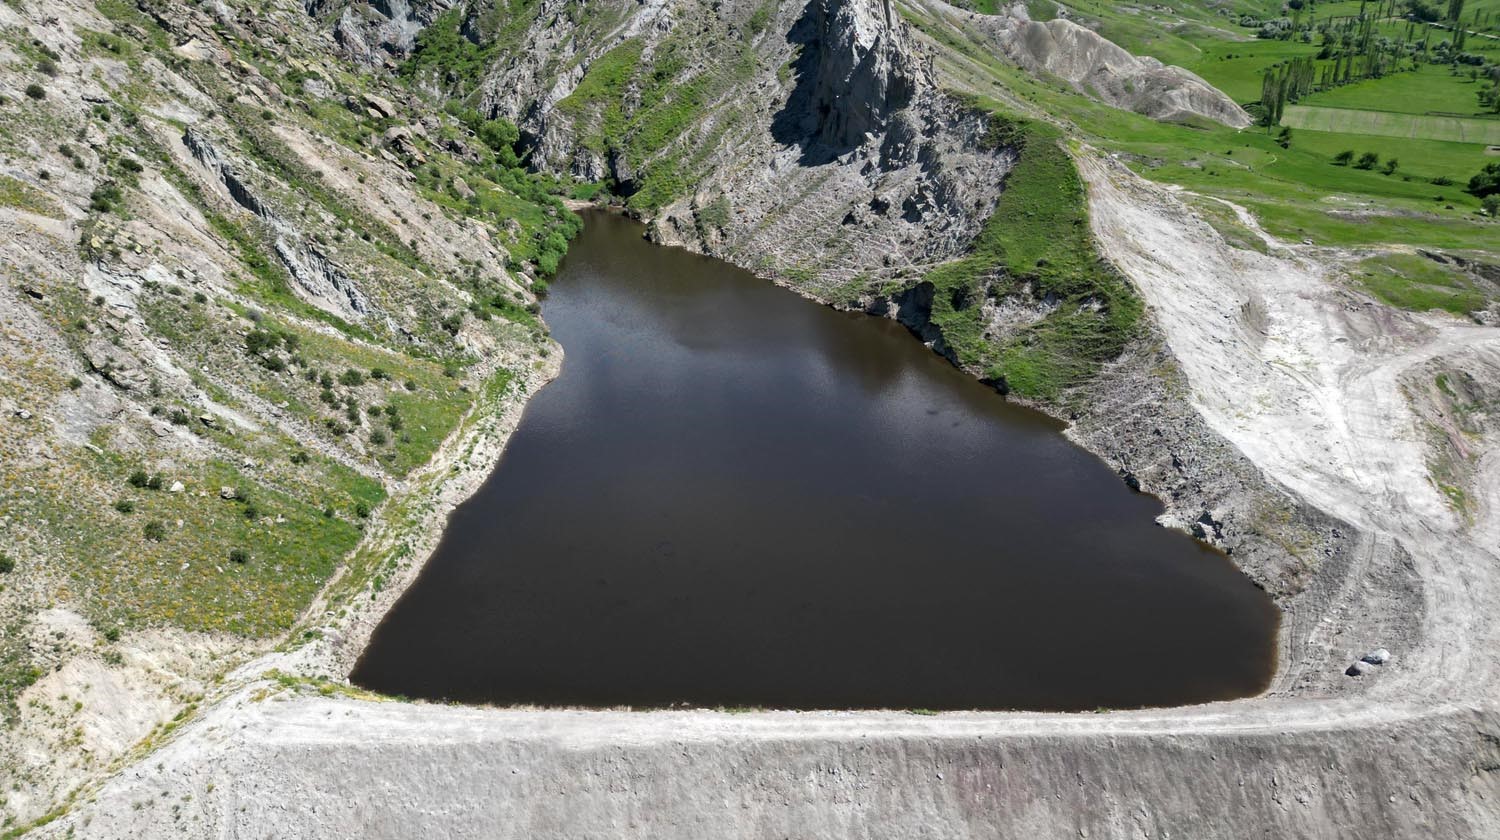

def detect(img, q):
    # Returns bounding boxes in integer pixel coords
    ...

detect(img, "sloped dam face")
[352,211,1278,711]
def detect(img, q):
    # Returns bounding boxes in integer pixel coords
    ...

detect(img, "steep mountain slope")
[0,0,570,825]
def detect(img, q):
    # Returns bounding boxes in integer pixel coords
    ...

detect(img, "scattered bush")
[1470,162,1500,198]
[102,626,121,642]
[354,501,371,519]
[114,499,135,514]
[245,329,281,354]
[228,548,250,564]
[146,474,164,491]
[142,520,167,541]
[0,553,13,574]
[24,83,45,100]
[127,470,150,488]
[68,376,83,390]
[242,502,260,521]
[89,182,124,213]
[290,451,310,466]
[338,368,365,387]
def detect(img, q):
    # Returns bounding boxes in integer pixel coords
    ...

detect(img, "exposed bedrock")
[308,0,457,66]
[182,127,373,320]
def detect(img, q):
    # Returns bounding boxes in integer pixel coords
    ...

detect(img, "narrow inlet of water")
[351,210,1278,711]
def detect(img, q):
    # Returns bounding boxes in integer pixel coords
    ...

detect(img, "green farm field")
[1282,105,1500,143]
[1300,64,1500,116]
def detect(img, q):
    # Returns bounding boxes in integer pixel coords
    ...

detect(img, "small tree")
[1382,158,1400,176]
[1355,151,1380,170]
[1484,194,1500,217]
[1470,162,1500,197]
[1333,150,1355,166]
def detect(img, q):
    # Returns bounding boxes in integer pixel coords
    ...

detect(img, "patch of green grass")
[1300,64,1500,117]
[310,365,518,624]
[1,454,375,637]
[0,617,40,727]
[1283,105,1500,145]
[916,113,1141,400]
[555,38,645,136]
[0,174,62,217]
[398,8,504,94]
[1352,252,1489,315]
[294,330,475,476]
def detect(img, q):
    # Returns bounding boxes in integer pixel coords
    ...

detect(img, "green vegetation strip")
[1282,105,1500,144]
[918,114,1141,400]
[1353,252,1488,314]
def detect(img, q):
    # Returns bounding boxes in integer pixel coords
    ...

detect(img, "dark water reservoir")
[352,210,1278,711]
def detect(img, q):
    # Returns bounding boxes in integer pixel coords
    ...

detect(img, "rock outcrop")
[184,127,371,320]
[308,0,457,66]
[806,0,924,150]
[977,3,1251,128]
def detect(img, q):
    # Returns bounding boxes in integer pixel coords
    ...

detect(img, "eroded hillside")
[0,0,575,825]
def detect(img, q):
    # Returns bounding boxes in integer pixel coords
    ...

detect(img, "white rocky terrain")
[1,0,1498,837]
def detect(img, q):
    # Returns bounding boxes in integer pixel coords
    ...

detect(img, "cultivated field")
[1283,104,1500,144]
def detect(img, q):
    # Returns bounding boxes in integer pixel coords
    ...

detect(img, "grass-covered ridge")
[918,111,1141,401]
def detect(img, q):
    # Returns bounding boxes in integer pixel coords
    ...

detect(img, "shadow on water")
[351,210,1279,712]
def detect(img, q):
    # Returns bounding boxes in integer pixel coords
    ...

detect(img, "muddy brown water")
[352,210,1278,711]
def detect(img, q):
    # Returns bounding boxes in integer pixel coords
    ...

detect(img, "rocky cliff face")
[308,0,458,67]
[425,0,1014,297]
[805,0,922,150]
[331,0,1252,330]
